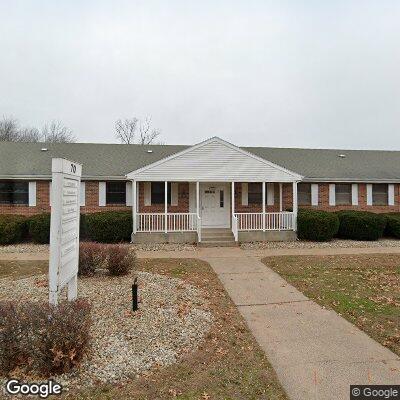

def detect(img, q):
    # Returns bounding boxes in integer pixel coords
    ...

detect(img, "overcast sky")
[0,0,399,149]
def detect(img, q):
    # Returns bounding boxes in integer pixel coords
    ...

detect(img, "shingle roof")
[1,141,400,182]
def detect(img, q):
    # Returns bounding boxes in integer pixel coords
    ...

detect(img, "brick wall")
[1,180,399,217]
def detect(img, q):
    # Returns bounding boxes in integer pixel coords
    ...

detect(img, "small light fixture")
[338,154,346,158]
[147,150,153,153]
[41,148,48,152]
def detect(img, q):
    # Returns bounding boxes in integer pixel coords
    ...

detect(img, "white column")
[164,181,168,233]
[279,183,283,211]
[132,180,137,235]
[231,182,235,215]
[293,181,298,231]
[196,181,200,217]
[262,182,266,232]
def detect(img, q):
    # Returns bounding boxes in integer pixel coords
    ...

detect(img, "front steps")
[198,228,238,247]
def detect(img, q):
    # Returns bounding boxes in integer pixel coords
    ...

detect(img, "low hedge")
[385,213,400,238]
[297,209,340,241]
[28,213,51,243]
[85,211,132,243]
[0,215,28,245]
[336,211,386,241]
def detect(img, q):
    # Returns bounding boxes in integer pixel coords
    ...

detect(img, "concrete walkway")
[1,245,400,399]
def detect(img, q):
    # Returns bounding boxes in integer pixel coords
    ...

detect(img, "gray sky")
[1,0,399,149]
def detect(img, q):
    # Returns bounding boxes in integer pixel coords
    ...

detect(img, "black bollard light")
[132,277,138,311]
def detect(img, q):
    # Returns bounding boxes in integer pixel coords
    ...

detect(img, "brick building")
[1,137,399,243]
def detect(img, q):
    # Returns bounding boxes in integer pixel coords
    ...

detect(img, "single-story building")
[1,136,399,245]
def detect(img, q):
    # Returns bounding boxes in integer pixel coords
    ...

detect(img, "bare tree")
[18,127,42,142]
[41,121,76,143]
[115,118,139,144]
[138,117,161,145]
[115,117,161,144]
[0,117,19,141]
[0,116,76,143]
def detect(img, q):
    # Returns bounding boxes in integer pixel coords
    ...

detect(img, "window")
[335,184,352,205]
[151,182,171,204]
[248,183,262,204]
[0,182,29,205]
[106,182,126,205]
[298,183,311,205]
[372,184,388,205]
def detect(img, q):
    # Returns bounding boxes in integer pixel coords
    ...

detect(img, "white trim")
[80,181,86,206]
[311,184,319,206]
[99,182,106,206]
[28,181,36,207]
[262,182,266,232]
[126,137,303,180]
[267,183,274,205]
[329,184,336,206]
[351,184,358,206]
[171,182,178,206]
[132,180,137,234]
[366,184,373,205]
[293,182,298,231]
[144,182,151,206]
[49,182,52,206]
[279,183,283,211]
[388,184,395,206]
[126,181,132,206]
[241,182,248,206]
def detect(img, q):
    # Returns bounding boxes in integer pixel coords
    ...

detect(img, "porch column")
[262,181,266,232]
[196,181,200,217]
[132,180,137,235]
[279,183,283,212]
[231,182,235,215]
[292,181,298,231]
[165,181,168,233]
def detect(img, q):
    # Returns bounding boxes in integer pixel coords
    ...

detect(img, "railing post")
[196,182,201,242]
[165,181,168,233]
[262,182,266,232]
[279,183,283,212]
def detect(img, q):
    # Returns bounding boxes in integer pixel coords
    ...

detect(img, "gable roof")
[1,139,400,182]
[127,137,302,181]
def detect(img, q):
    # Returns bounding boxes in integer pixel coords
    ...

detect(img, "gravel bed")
[0,243,198,253]
[240,238,400,250]
[0,270,213,388]
[0,243,49,253]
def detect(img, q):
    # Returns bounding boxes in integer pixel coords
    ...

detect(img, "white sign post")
[49,158,82,305]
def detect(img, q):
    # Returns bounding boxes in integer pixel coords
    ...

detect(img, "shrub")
[85,211,132,243]
[0,299,91,376]
[297,209,340,241]
[0,215,28,245]
[28,213,51,243]
[80,213,88,239]
[106,244,136,276]
[79,242,108,276]
[336,210,387,241]
[385,213,400,238]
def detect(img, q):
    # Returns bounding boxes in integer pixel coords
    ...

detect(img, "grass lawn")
[262,254,400,356]
[0,258,287,400]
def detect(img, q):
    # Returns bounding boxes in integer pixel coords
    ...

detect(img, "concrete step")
[201,234,235,240]
[201,228,232,234]
[198,240,238,248]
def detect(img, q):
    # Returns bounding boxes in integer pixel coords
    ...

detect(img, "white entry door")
[201,183,230,228]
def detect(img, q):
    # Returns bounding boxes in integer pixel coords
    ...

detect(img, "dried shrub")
[0,299,91,376]
[106,244,136,276]
[79,242,108,276]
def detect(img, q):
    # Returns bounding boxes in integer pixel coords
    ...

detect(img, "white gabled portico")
[126,137,303,243]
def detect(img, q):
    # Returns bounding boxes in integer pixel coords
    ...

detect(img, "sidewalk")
[200,252,400,400]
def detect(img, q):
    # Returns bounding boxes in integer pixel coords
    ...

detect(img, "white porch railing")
[137,213,197,232]
[235,212,294,231]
